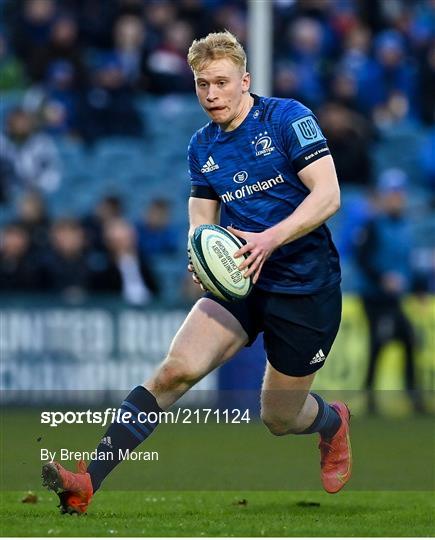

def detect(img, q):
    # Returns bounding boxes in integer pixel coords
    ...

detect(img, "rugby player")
[42,31,351,514]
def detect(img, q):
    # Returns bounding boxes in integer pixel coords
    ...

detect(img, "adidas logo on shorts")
[100,436,113,448]
[310,349,326,365]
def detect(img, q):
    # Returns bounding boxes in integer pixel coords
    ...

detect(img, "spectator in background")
[145,20,194,94]
[92,218,159,305]
[408,0,435,53]
[336,191,373,262]
[177,0,213,38]
[25,12,87,87]
[0,30,26,91]
[11,0,57,81]
[328,69,360,112]
[78,53,143,143]
[82,194,124,254]
[0,222,43,292]
[144,0,176,50]
[0,107,61,193]
[43,218,91,299]
[338,23,376,112]
[281,17,328,108]
[354,169,424,414]
[369,30,417,123]
[136,198,178,257]
[20,11,87,135]
[24,59,80,136]
[23,59,79,136]
[318,102,372,186]
[112,14,147,88]
[211,3,247,45]
[69,0,119,50]
[273,61,304,101]
[16,190,51,253]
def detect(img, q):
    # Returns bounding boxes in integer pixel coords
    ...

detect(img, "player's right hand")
[187,263,207,291]
[187,243,208,291]
[187,243,207,291]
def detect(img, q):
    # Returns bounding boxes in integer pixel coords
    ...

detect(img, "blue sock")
[299,393,341,439]
[87,386,162,492]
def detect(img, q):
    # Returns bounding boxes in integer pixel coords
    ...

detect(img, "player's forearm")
[188,197,220,237]
[269,186,340,248]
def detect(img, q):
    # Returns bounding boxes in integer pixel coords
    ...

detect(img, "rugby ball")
[188,224,253,302]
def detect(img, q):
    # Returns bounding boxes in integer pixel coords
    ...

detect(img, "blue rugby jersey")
[188,94,341,294]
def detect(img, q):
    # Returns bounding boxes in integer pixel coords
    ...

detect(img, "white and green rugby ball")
[188,224,253,302]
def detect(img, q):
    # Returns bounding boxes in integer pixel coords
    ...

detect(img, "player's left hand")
[227,226,278,284]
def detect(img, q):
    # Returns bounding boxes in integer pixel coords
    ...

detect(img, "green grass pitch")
[1,410,434,536]
[1,490,434,536]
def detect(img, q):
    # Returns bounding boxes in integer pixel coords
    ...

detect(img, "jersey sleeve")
[278,101,331,174]
[188,135,219,200]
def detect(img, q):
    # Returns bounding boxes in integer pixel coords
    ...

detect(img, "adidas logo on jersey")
[310,349,325,364]
[201,156,220,173]
[100,436,113,448]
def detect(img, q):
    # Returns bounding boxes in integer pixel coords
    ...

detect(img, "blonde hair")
[187,30,247,74]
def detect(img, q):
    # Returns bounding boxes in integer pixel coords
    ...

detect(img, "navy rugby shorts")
[205,284,342,377]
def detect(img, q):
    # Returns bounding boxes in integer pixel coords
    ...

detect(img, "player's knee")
[154,354,203,391]
[261,412,297,436]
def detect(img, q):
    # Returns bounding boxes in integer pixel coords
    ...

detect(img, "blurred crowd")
[0,0,433,138]
[0,191,187,304]
[0,0,433,190]
[1,0,434,304]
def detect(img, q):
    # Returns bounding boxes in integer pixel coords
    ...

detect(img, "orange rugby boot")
[42,460,93,514]
[319,401,352,494]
